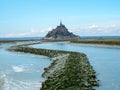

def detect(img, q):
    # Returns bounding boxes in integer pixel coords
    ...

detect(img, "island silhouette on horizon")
[44,21,80,40]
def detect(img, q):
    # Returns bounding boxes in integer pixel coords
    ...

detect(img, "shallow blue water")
[0,43,51,90]
[31,42,120,90]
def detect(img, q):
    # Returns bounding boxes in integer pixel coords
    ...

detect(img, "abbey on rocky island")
[44,22,80,39]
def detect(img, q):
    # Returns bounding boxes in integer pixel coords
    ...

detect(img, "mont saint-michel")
[44,22,80,39]
[1,0,120,90]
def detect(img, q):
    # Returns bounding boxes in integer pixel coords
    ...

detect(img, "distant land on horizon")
[0,36,120,41]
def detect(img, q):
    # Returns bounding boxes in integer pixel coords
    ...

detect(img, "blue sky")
[0,0,120,37]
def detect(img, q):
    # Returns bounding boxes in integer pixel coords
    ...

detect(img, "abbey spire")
[60,21,62,26]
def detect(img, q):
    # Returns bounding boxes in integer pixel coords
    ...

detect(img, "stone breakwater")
[9,45,99,90]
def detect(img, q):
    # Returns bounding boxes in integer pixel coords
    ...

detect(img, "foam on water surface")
[0,71,41,90]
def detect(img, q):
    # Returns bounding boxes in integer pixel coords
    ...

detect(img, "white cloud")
[0,24,120,37]
[0,28,52,37]
[88,24,99,29]
[70,24,120,36]
[48,27,52,31]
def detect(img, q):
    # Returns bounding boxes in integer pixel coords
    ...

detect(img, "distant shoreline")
[0,40,40,45]
[0,38,120,46]
[70,39,120,45]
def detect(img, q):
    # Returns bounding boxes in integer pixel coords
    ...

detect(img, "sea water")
[31,42,120,90]
[0,43,51,90]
